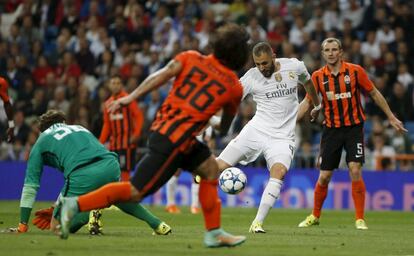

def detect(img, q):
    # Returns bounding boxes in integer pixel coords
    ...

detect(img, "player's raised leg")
[197,155,246,247]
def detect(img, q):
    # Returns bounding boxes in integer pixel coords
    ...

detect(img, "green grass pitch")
[0,201,413,256]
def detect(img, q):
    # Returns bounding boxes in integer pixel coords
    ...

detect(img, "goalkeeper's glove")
[32,207,54,230]
[7,223,28,233]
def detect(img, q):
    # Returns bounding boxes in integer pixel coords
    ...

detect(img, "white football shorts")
[218,124,296,170]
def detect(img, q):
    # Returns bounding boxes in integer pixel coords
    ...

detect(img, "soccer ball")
[219,167,247,194]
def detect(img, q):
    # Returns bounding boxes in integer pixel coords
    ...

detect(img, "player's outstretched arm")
[108,60,183,113]
[369,87,407,133]
[297,97,311,122]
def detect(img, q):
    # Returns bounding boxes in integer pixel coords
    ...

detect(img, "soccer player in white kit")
[216,42,321,233]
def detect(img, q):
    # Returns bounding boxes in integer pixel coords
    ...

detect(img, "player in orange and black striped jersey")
[0,76,15,142]
[298,37,407,230]
[60,23,250,247]
[100,76,144,181]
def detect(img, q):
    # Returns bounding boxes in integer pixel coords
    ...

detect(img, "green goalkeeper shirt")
[20,123,116,224]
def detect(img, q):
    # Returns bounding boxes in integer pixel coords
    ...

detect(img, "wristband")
[8,120,15,128]
[209,116,221,127]
[313,103,322,111]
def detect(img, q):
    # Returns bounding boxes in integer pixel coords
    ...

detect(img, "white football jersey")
[241,58,310,139]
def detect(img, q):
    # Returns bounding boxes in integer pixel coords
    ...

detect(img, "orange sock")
[352,179,366,220]
[120,171,130,181]
[312,182,328,218]
[199,179,221,230]
[78,182,132,212]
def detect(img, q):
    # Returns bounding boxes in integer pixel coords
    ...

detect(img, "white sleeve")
[295,59,311,85]
[240,71,253,100]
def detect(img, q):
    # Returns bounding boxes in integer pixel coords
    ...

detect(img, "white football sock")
[191,183,200,208]
[166,176,178,206]
[254,178,283,223]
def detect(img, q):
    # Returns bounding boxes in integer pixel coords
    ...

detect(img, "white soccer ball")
[219,167,247,194]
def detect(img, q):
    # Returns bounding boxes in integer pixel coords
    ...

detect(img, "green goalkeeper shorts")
[53,157,121,217]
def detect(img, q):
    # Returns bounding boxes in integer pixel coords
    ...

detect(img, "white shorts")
[218,125,296,170]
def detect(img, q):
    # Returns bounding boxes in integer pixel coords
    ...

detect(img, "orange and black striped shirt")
[100,90,144,150]
[310,61,374,128]
[151,51,242,151]
[0,77,10,103]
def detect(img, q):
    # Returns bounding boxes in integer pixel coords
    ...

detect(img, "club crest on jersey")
[274,73,282,82]
[289,72,295,80]
[344,75,351,85]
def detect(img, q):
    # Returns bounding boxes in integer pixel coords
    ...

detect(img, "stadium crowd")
[0,0,413,171]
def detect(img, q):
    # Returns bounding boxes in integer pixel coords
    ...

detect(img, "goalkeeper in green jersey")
[9,109,171,236]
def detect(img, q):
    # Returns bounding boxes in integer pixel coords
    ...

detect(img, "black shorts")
[319,123,364,170]
[130,132,211,198]
[115,149,136,172]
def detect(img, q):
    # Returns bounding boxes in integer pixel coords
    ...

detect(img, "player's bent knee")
[196,156,219,180]
[269,163,288,179]
[130,185,143,202]
[318,173,332,185]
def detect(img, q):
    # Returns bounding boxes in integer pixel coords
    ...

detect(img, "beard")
[260,62,276,78]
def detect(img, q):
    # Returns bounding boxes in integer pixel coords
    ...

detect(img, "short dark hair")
[321,37,342,50]
[252,42,273,57]
[39,109,67,132]
[209,23,250,71]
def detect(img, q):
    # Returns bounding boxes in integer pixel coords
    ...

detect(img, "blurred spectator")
[323,1,340,32]
[75,37,95,75]
[47,86,69,114]
[32,55,54,87]
[391,131,412,154]
[348,39,364,65]
[27,88,48,118]
[397,63,413,89]
[95,49,113,83]
[361,31,380,60]
[152,17,179,58]
[365,75,390,119]
[246,16,267,42]
[16,77,34,115]
[388,82,412,122]
[114,41,130,67]
[375,21,395,44]
[135,39,151,67]
[108,15,129,47]
[371,133,396,171]
[340,0,364,29]
[12,110,30,145]
[144,89,163,122]
[289,17,307,49]
[59,4,80,35]
[89,27,116,59]
[56,51,81,85]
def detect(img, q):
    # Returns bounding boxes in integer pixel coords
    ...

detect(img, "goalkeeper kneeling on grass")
[8,110,171,236]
